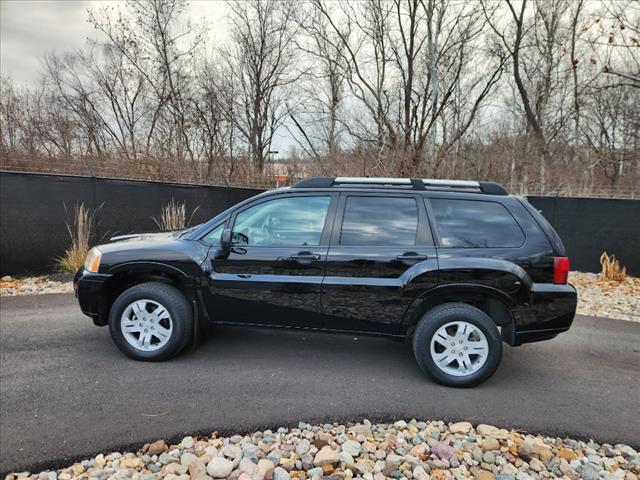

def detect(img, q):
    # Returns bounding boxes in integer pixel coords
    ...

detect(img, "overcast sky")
[0,0,297,152]
[0,0,229,85]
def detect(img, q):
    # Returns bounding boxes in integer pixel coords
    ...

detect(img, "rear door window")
[430,199,525,248]
[340,196,419,246]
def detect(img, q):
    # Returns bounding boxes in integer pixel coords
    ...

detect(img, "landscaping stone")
[432,443,454,460]
[257,459,275,479]
[8,420,639,480]
[207,458,234,478]
[570,272,639,321]
[481,438,500,452]
[314,446,340,466]
[0,275,74,296]
[341,440,362,457]
[273,467,290,480]
[449,422,472,434]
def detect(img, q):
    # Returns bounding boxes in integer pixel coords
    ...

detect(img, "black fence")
[0,172,262,275]
[1,172,638,276]
[527,196,639,275]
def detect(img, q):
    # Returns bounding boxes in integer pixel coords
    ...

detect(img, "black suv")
[75,177,577,387]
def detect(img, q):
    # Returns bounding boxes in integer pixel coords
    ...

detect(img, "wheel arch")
[96,262,201,327]
[402,284,516,342]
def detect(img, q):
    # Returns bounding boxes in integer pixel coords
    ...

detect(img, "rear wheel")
[108,282,193,361]
[412,303,502,387]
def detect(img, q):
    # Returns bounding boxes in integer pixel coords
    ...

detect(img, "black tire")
[108,282,193,361]
[412,303,502,387]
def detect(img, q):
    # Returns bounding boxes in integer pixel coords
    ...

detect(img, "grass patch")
[600,251,627,282]
[153,200,199,231]
[55,203,96,273]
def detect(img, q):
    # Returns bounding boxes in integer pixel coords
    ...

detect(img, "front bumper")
[510,283,578,345]
[74,269,112,325]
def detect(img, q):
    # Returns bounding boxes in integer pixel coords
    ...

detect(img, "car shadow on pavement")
[188,323,529,388]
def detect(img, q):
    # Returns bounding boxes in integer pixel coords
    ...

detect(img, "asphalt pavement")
[1,293,639,473]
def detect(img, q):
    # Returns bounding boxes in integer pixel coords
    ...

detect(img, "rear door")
[207,192,338,328]
[321,192,438,334]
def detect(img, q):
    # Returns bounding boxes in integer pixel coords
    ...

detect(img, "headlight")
[84,247,102,273]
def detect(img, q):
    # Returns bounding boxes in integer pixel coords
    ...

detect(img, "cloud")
[0,0,228,85]
[1,0,97,83]
[0,1,293,151]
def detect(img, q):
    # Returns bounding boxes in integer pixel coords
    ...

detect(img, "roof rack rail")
[291,177,508,195]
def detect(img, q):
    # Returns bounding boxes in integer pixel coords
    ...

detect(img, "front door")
[321,193,438,334]
[207,193,337,328]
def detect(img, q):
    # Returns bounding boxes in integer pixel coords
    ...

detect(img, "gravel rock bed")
[5,420,639,480]
[569,272,640,322]
[0,274,74,296]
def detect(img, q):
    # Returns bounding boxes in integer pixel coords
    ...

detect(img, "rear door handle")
[396,253,428,261]
[291,253,321,261]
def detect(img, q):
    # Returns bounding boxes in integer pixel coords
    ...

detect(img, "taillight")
[553,257,569,284]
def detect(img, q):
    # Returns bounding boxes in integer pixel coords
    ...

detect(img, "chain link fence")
[0,152,303,190]
[1,151,637,198]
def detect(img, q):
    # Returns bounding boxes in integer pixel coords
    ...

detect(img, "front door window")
[232,196,331,246]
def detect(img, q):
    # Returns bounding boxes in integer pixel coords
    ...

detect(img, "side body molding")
[321,259,439,291]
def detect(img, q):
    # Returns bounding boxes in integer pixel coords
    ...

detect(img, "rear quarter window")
[518,198,566,255]
[430,198,525,248]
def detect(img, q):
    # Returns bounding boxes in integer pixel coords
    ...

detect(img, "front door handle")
[396,253,428,261]
[290,252,321,261]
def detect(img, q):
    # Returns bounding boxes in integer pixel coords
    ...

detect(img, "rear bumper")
[74,269,112,325]
[510,283,577,346]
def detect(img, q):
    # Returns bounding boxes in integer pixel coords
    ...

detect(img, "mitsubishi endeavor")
[75,177,577,387]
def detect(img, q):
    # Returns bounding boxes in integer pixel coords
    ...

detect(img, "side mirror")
[214,228,232,259]
[220,228,232,250]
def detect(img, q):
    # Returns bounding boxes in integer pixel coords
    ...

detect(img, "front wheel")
[108,282,193,361]
[412,303,502,387]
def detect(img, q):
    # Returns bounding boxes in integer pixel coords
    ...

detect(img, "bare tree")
[582,81,638,186]
[45,52,110,157]
[287,5,350,172]
[45,46,150,161]
[569,0,586,155]
[590,0,640,87]
[192,62,237,181]
[88,0,206,165]
[310,0,395,171]
[224,0,301,173]
[481,0,578,192]
[311,0,503,175]
[0,77,20,152]
[482,0,545,178]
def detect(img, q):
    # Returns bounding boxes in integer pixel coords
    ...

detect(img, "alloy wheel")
[120,299,173,352]
[429,321,489,376]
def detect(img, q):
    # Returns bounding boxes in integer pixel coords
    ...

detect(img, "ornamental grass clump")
[153,200,199,231]
[55,203,96,273]
[599,251,626,282]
